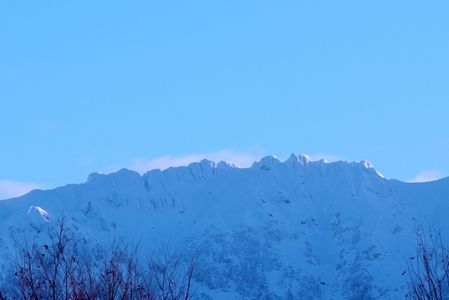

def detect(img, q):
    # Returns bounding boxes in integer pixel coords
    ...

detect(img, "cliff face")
[1,155,449,299]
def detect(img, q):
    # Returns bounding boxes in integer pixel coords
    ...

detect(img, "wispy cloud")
[0,180,43,200]
[103,149,262,174]
[409,170,444,183]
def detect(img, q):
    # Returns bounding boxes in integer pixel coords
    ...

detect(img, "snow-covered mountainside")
[1,154,449,299]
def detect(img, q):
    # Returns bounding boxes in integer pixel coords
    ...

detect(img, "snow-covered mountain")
[1,154,449,299]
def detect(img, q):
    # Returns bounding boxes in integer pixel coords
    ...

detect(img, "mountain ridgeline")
[1,154,449,299]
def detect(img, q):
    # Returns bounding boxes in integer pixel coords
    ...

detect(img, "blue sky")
[1,1,448,198]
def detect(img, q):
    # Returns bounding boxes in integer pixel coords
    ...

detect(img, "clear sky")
[1,1,448,199]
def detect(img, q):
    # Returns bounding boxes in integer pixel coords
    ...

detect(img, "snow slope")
[1,154,449,299]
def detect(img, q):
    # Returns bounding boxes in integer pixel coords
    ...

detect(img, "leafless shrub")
[0,286,6,300]
[149,246,196,300]
[407,228,449,300]
[1,219,196,300]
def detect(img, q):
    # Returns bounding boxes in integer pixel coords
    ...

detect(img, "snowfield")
[1,154,449,299]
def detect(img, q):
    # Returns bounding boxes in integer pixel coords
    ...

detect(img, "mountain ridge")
[2,153,433,202]
[1,153,448,299]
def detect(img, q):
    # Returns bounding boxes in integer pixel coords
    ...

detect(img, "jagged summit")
[285,153,311,165]
[2,153,447,299]
[87,153,380,184]
[88,168,141,183]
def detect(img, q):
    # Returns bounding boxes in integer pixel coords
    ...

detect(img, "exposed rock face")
[1,154,449,299]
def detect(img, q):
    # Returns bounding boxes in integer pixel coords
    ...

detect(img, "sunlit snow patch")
[27,206,49,221]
